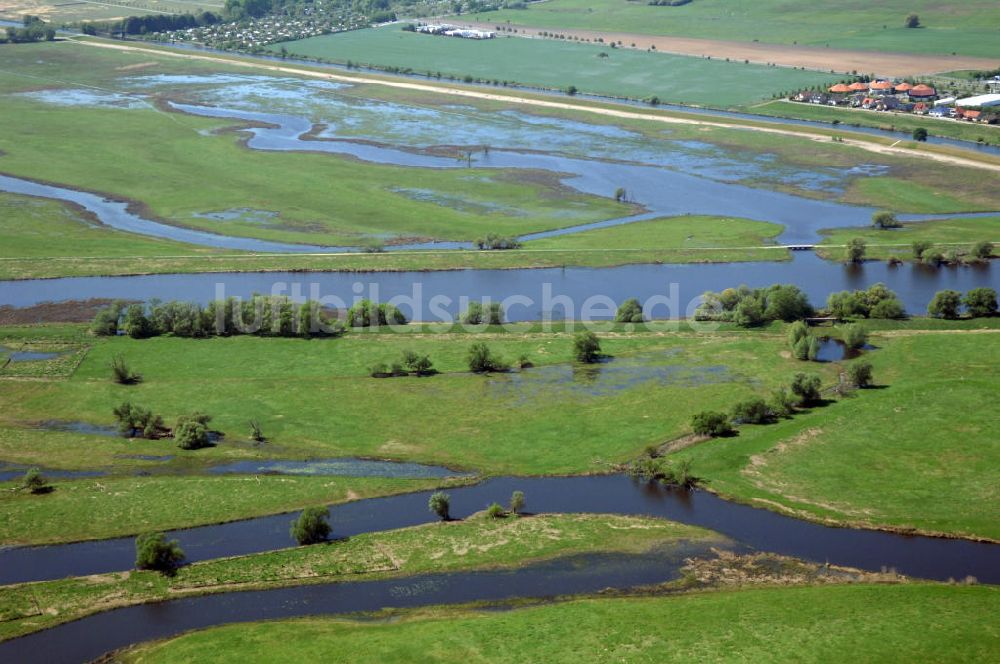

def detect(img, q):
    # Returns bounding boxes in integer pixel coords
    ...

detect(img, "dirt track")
[74,39,1000,175]
[453,21,1000,78]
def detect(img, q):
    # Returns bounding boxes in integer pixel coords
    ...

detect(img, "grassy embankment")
[751,100,1000,147]
[0,192,789,279]
[479,0,1000,58]
[0,513,719,640]
[270,27,840,107]
[2,321,998,542]
[673,328,1000,541]
[122,583,1000,663]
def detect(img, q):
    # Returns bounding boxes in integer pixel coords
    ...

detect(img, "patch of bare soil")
[452,21,1000,77]
[0,299,133,325]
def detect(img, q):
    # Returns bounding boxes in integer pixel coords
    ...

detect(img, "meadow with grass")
[120,584,1000,663]
[479,0,1000,58]
[271,27,841,106]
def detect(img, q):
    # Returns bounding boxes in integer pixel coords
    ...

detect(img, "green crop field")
[271,27,841,107]
[121,584,1000,663]
[478,0,1000,58]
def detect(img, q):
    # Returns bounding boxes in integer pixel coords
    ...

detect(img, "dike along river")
[0,252,995,320]
[0,475,998,662]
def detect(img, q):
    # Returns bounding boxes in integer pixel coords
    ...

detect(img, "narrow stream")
[2,475,996,587]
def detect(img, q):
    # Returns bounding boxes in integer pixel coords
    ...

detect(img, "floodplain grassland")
[675,329,1000,540]
[478,0,1000,58]
[816,216,1000,261]
[120,584,1000,663]
[0,513,719,639]
[271,27,841,107]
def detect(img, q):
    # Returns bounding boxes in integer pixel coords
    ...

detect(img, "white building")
[955,93,1000,108]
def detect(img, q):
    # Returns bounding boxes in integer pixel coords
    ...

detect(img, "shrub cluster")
[475,234,522,250]
[928,288,997,319]
[696,284,813,327]
[468,343,510,373]
[92,297,346,338]
[370,350,435,377]
[462,301,504,325]
[825,283,906,320]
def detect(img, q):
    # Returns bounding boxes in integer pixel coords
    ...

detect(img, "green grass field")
[816,215,1000,261]
[271,27,840,106]
[0,513,718,639]
[674,329,1000,540]
[479,0,1000,58]
[121,584,1000,663]
[751,100,1000,147]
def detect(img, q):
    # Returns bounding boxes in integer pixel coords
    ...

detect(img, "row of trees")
[1,16,55,43]
[928,288,998,319]
[695,284,814,326]
[691,365,872,438]
[474,234,522,250]
[91,298,414,338]
[370,350,435,377]
[848,235,993,265]
[826,284,906,320]
[427,490,526,522]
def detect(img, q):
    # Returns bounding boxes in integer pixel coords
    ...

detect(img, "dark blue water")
[2,475,996,587]
[1,253,994,321]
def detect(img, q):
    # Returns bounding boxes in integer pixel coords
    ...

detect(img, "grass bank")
[0,513,719,640]
[120,583,1000,662]
[815,215,1000,261]
[674,329,1000,540]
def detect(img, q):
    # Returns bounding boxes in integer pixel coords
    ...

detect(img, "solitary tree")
[927,289,962,319]
[175,413,212,450]
[905,14,920,28]
[971,240,994,260]
[912,240,933,260]
[428,491,451,521]
[509,490,525,515]
[691,411,734,437]
[730,398,773,425]
[847,362,874,388]
[22,468,51,494]
[486,502,505,519]
[871,211,900,229]
[135,532,185,574]
[110,354,142,385]
[846,238,867,263]
[787,320,809,348]
[573,331,602,363]
[912,127,928,142]
[963,287,998,317]
[790,372,823,405]
[615,297,644,323]
[467,342,508,373]
[290,506,332,545]
[843,323,868,349]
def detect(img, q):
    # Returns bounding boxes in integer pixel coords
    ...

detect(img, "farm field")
[120,584,1000,663]
[0,0,223,23]
[270,27,841,107]
[478,0,1000,59]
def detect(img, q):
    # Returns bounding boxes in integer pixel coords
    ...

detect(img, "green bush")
[614,298,644,323]
[135,532,185,574]
[486,502,506,519]
[290,506,332,545]
[467,343,509,373]
[790,373,823,405]
[113,401,165,438]
[573,331,602,363]
[691,411,734,437]
[927,290,962,319]
[462,301,505,325]
[971,240,994,260]
[175,413,213,450]
[847,362,874,388]
[787,321,809,347]
[911,240,932,260]
[769,387,797,418]
[428,491,451,521]
[843,324,868,349]
[963,288,998,317]
[347,300,407,327]
[845,238,866,263]
[22,468,51,494]
[509,490,525,515]
[110,354,142,385]
[730,398,773,425]
[871,211,901,229]
[401,350,434,375]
